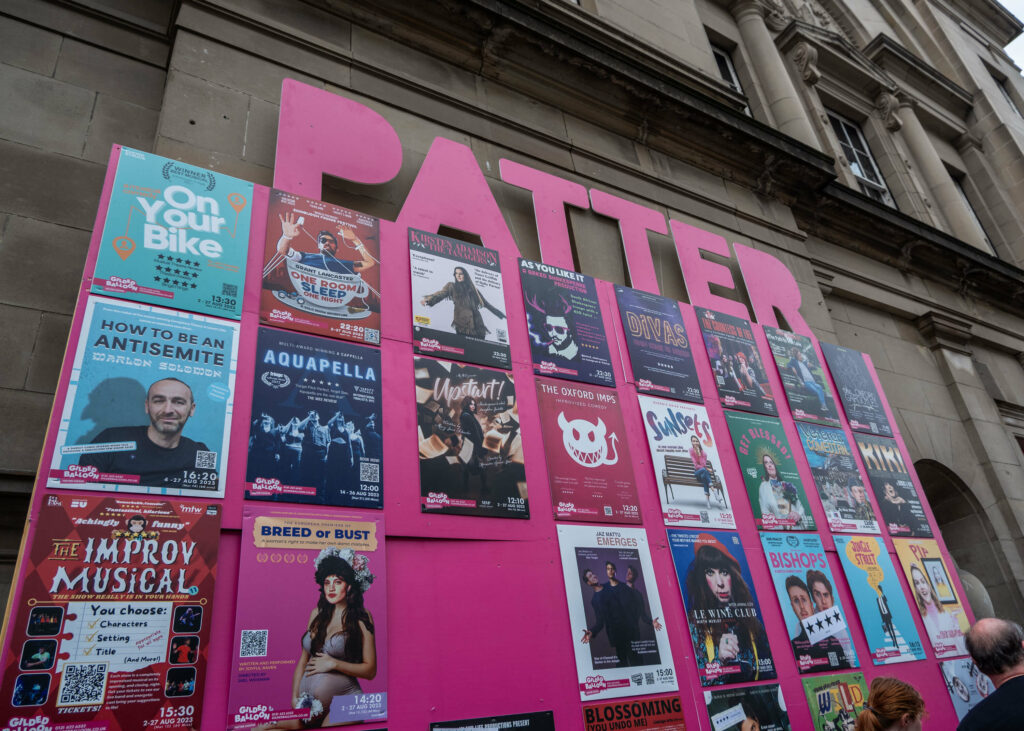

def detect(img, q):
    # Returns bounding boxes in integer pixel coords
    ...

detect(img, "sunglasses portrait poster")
[763,327,840,427]
[893,538,969,658]
[819,343,893,438]
[696,308,777,416]
[795,424,880,535]
[800,672,867,731]
[704,684,791,731]
[853,434,933,538]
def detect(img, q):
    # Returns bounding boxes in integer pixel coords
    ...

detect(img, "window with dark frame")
[711,44,751,116]
[826,109,896,208]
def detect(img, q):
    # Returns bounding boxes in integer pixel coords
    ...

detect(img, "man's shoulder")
[172,435,209,453]
[958,678,1024,731]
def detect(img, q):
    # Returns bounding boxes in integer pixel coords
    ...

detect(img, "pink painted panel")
[668,219,750,320]
[589,189,663,294]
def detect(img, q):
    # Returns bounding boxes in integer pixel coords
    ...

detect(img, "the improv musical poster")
[801,672,868,731]
[854,434,932,537]
[91,146,252,319]
[583,696,687,730]
[941,658,994,721]
[796,423,879,534]
[893,539,969,658]
[0,495,220,731]
[704,685,791,731]
[763,327,840,427]
[820,343,893,437]
[260,190,381,344]
[431,711,555,730]
[246,327,383,508]
[48,296,238,498]
[696,308,776,416]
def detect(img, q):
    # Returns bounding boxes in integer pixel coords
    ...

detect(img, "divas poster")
[0,495,219,731]
[760,533,859,673]
[613,286,701,402]
[820,343,893,437]
[556,524,677,701]
[410,228,510,369]
[854,434,932,537]
[941,658,994,721]
[833,536,925,665]
[246,327,383,509]
[47,296,238,498]
[536,378,640,524]
[227,507,386,728]
[666,530,776,686]
[260,189,381,344]
[723,412,815,531]
[704,685,790,731]
[801,672,867,731]
[893,538,969,658]
[583,696,686,731]
[519,259,615,387]
[91,146,251,319]
[638,396,736,530]
[696,308,776,416]
[763,327,840,427]
[415,357,528,518]
[795,423,879,534]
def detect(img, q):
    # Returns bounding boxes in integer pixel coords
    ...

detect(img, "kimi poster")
[0,495,220,731]
[820,343,893,437]
[556,524,677,701]
[410,228,510,369]
[415,357,528,518]
[246,327,383,509]
[535,378,640,524]
[92,146,251,319]
[227,507,386,728]
[854,434,932,537]
[834,536,925,664]
[723,412,815,531]
[638,396,736,530]
[763,327,840,427]
[260,190,381,345]
[48,296,238,499]
[795,423,879,534]
[432,711,555,730]
[704,685,790,731]
[893,538,969,658]
[614,286,702,402]
[941,658,994,721]
[760,533,859,673]
[801,672,867,731]
[667,530,776,686]
[583,696,686,730]
[696,308,776,416]
[519,259,615,387]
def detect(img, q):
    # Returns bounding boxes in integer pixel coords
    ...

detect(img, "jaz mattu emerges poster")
[91,146,252,319]
[638,396,736,530]
[941,658,994,721]
[801,672,868,731]
[763,327,840,427]
[761,533,859,674]
[260,190,381,345]
[227,506,386,728]
[667,530,776,686]
[893,538,969,658]
[696,308,776,416]
[703,684,791,731]
[853,434,932,537]
[410,228,510,369]
[0,495,220,731]
[415,357,528,518]
[795,423,880,535]
[47,296,238,499]
[556,524,677,701]
[819,343,894,438]
[535,378,640,524]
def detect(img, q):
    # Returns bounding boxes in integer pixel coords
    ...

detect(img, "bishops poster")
[893,538,969,658]
[0,495,220,731]
[704,685,790,731]
[801,672,867,731]
[854,434,933,537]
[696,308,776,416]
[941,658,994,721]
[820,343,893,437]
[796,423,879,534]
[763,327,840,427]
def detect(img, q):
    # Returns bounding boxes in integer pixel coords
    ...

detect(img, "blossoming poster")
[893,538,969,658]
[227,506,386,728]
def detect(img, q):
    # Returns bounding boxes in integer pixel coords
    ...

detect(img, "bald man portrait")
[958,617,1024,730]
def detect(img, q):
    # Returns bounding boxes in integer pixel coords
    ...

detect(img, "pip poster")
[703,685,790,731]
[760,533,859,673]
[941,658,994,721]
[667,530,776,686]
[556,524,677,701]
[410,229,510,369]
[801,672,867,731]
[833,536,925,664]
[91,146,251,319]
[893,538,969,658]
[854,434,932,537]
[415,357,528,518]
[0,495,220,731]
[48,296,238,499]
[763,327,840,427]
[638,396,736,529]
[696,308,776,416]
[583,696,686,730]
[260,190,381,345]
[723,412,815,531]
[795,424,879,534]
[227,507,386,728]
[536,378,640,524]
[246,327,383,508]
[519,259,615,387]
[613,286,701,402]
[820,343,893,437]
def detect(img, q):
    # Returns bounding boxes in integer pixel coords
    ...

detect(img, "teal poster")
[91,147,253,319]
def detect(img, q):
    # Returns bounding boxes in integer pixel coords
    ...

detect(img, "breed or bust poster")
[820,343,893,437]
[763,327,840,427]
[704,684,791,731]
[697,308,776,416]
[796,423,879,534]
[893,538,969,658]
[854,434,932,537]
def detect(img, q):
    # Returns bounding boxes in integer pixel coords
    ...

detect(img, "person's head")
[127,515,146,534]
[854,677,924,731]
[685,538,754,613]
[737,352,748,366]
[315,554,358,608]
[626,565,638,585]
[690,435,703,453]
[909,564,941,612]
[316,230,338,256]
[806,570,834,611]
[762,454,778,480]
[851,483,867,504]
[605,561,617,580]
[581,568,598,587]
[462,396,477,414]
[453,266,468,284]
[145,378,195,437]
[884,482,897,499]
[786,576,813,620]
[260,413,274,430]
[544,314,573,348]
[965,618,1024,681]
[345,419,356,434]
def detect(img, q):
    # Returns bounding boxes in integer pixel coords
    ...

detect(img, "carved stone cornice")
[915,311,974,356]
[775,21,895,99]
[792,41,820,85]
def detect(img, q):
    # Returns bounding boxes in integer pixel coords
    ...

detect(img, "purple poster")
[820,343,893,437]
[697,308,776,416]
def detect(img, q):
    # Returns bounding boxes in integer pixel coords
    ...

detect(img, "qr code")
[195,451,217,469]
[222,283,238,297]
[57,663,108,706]
[603,506,613,516]
[645,672,655,685]
[360,461,380,483]
[365,329,380,345]
[828,651,838,665]
[240,629,269,658]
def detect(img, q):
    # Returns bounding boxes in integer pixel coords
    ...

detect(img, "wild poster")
[410,228,510,369]
[854,434,933,537]
[941,658,994,721]
[666,529,776,686]
[556,524,677,701]
[638,396,736,530]
[246,327,383,509]
[519,259,615,387]
[703,685,791,731]
[795,423,879,534]
[91,146,251,319]
[48,296,238,499]
[535,377,640,524]
[801,672,868,731]
[260,189,381,345]
[0,495,220,731]
[415,357,528,518]
[763,327,840,427]
[760,533,859,674]
[696,308,776,416]
[820,343,893,437]
[893,538,969,658]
